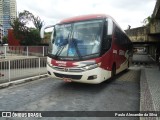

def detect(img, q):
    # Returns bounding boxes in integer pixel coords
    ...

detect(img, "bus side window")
[114,27,122,45]
[106,19,113,49]
[101,19,113,54]
[115,26,128,47]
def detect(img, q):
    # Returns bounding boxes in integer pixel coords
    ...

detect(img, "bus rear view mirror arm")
[40,25,55,39]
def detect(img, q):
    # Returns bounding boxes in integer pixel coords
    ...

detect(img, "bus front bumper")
[47,64,111,84]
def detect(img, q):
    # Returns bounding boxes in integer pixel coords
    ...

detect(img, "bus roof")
[59,14,110,24]
[58,14,126,36]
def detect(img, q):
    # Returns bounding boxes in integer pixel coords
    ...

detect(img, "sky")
[16,0,156,30]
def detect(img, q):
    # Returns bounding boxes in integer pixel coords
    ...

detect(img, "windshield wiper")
[55,46,65,59]
[54,35,70,59]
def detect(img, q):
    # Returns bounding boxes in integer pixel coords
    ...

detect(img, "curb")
[0,74,48,89]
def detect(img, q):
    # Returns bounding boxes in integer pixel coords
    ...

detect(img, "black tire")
[111,64,116,79]
[128,59,130,68]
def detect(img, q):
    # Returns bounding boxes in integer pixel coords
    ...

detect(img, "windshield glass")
[50,20,103,60]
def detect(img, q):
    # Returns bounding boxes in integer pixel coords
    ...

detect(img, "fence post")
[43,46,45,57]
[4,46,7,58]
[26,46,29,57]
[39,57,41,76]
[8,60,11,82]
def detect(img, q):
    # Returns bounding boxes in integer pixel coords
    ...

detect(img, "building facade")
[0,24,4,43]
[0,0,3,25]
[0,0,17,36]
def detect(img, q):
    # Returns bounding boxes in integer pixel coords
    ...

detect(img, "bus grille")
[53,66,84,72]
[47,63,84,72]
[54,72,82,80]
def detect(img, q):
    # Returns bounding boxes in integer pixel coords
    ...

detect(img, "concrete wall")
[150,19,160,34]
[125,23,160,43]
[148,45,156,59]
[152,0,160,19]
[125,27,149,42]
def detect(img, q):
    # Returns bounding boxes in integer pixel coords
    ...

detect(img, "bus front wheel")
[128,58,130,68]
[111,64,116,79]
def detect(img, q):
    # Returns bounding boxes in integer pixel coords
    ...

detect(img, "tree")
[18,10,44,31]
[23,29,41,45]
[11,10,44,45]
[32,16,44,31]
[2,36,8,44]
[143,16,152,26]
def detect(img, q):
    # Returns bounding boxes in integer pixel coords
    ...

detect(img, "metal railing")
[0,57,47,84]
[0,46,48,58]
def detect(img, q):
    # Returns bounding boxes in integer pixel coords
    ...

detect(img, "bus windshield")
[50,20,103,60]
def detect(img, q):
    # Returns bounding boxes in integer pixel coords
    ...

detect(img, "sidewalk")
[140,59,160,120]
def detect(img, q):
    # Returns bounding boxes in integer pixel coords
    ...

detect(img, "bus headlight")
[83,63,101,71]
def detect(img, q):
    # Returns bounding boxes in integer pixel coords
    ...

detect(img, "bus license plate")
[63,78,72,82]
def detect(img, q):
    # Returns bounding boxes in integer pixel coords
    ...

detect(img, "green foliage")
[143,16,152,26]
[44,32,52,40]
[11,10,44,46]
[2,36,8,44]
[19,29,41,45]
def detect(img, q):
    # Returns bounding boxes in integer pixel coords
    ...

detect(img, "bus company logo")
[56,61,67,67]
[64,68,69,72]
[56,61,66,64]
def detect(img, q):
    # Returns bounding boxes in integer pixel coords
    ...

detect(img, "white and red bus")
[41,14,132,84]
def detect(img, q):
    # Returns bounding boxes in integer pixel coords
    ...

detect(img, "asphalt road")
[0,67,140,120]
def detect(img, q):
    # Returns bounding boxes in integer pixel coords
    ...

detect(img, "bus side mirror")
[107,18,113,36]
[40,25,55,39]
